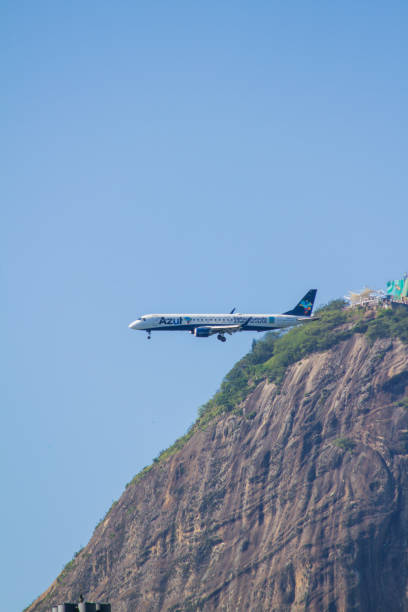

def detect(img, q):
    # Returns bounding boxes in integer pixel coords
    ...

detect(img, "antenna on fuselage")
[230,307,236,314]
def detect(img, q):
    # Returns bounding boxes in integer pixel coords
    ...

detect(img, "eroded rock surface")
[27,335,408,611]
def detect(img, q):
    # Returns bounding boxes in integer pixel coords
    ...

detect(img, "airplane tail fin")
[284,289,317,317]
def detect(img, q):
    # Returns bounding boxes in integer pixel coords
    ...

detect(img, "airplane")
[129,289,318,342]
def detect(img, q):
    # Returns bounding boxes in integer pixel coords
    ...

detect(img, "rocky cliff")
[26,305,408,612]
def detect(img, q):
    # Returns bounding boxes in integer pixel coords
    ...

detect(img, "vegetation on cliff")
[201,301,408,418]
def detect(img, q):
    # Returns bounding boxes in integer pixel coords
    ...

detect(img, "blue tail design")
[284,289,317,317]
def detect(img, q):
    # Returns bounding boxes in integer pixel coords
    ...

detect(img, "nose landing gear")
[217,334,226,342]
[147,331,151,339]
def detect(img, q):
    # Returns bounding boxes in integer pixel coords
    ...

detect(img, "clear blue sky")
[2,2,407,610]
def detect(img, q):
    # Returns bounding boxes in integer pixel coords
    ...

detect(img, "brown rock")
[26,334,408,612]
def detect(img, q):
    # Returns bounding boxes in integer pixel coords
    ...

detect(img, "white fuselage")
[129,313,307,333]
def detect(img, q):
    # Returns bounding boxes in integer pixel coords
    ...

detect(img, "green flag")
[386,281,395,295]
[391,279,404,297]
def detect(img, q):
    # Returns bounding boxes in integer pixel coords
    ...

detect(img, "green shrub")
[364,307,408,344]
[333,437,356,452]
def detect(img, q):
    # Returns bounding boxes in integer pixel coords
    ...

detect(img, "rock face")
[27,333,408,612]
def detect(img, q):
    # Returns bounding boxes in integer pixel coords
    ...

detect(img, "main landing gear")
[217,334,226,342]
[146,331,151,340]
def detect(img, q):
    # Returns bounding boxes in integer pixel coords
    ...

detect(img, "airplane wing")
[205,318,251,336]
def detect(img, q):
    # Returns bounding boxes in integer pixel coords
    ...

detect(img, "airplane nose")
[129,320,139,329]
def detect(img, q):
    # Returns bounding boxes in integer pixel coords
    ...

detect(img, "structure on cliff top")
[345,287,385,308]
[346,273,408,309]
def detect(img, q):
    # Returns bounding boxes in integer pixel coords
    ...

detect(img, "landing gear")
[147,330,151,340]
[217,334,226,342]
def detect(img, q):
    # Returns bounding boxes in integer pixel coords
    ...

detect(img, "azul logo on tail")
[283,289,317,318]
[299,299,313,314]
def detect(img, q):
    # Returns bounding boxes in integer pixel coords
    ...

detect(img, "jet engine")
[194,327,211,337]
